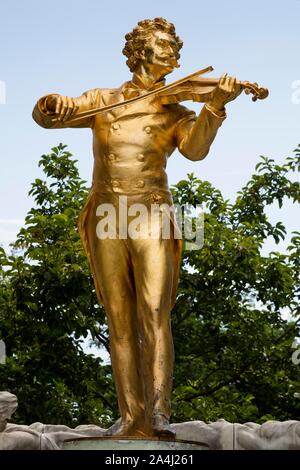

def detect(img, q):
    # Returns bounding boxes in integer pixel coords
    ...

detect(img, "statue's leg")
[85,217,147,435]
[130,234,176,436]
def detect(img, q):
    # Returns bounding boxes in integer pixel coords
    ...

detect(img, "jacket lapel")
[100,86,125,119]
[100,83,167,121]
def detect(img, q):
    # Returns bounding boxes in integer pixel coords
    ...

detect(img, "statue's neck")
[132,64,166,90]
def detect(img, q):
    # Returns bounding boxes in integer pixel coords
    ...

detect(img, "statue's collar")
[129,75,166,91]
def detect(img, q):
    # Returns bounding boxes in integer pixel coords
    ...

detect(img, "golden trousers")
[78,190,182,430]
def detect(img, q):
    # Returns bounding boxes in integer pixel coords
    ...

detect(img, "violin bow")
[62,66,214,124]
[62,65,268,124]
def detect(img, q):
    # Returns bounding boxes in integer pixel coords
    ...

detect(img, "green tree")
[0,144,116,426]
[0,143,299,426]
[171,148,300,423]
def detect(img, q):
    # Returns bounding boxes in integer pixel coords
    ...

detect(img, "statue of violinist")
[32,17,268,438]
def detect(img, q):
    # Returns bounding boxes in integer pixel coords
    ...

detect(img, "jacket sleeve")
[32,88,102,129]
[175,104,226,161]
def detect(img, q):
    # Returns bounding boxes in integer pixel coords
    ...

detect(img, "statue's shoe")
[104,419,148,437]
[152,414,176,438]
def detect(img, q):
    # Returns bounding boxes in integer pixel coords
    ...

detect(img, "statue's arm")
[176,74,242,161]
[32,88,101,129]
[176,104,226,161]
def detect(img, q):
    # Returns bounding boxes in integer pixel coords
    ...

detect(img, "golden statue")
[33,18,268,438]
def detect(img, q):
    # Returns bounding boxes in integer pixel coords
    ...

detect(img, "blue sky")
[0,0,299,248]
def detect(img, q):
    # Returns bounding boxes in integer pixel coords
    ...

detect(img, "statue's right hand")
[45,95,78,122]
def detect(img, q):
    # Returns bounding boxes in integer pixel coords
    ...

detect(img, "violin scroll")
[243,81,269,101]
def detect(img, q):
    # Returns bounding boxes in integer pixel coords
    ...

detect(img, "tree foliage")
[0,143,299,426]
[0,144,116,426]
[171,148,300,423]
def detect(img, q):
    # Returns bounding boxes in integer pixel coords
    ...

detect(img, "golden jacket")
[33,82,226,305]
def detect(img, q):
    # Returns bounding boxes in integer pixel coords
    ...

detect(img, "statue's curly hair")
[123,17,183,72]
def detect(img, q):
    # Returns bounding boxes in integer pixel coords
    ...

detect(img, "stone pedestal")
[1,392,300,450]
[62,436,208,450]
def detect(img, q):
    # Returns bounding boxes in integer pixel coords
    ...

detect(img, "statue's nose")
[162,50,176,59]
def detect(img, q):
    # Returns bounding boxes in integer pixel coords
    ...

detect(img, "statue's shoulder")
[80,87,119,107]
[97,87,119,97]
[82,87,115,97]
[91,86,123,103]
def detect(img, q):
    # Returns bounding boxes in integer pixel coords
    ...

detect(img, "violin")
[69,65,269,123]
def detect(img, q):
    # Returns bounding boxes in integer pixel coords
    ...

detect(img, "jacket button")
[136,180,145,188]
[108,153,116,161]
[112,122,120,130]
[137,153,145,162]
[144,126,151,134]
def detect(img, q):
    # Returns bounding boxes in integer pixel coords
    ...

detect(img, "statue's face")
[143,30,179,76]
